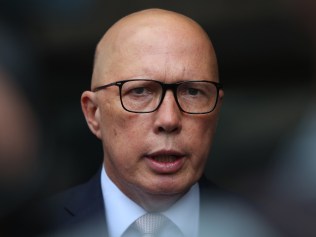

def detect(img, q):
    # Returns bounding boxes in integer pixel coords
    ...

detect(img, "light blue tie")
[133,213,168,237]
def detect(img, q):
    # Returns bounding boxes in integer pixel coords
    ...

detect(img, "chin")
[146,175,194,196]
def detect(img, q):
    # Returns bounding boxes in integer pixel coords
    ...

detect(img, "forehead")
[93,15,218,85]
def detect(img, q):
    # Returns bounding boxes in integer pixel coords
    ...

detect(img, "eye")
[128,87,154,97]
[121,80,160,99]
[179,86,203,97]
[131,87,147,95]
[187,88,200,96]
[177,82,214,100]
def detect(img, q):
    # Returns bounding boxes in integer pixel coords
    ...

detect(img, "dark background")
[0,1,315,236]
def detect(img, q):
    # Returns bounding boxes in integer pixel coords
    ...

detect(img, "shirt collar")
[101,166,199,237]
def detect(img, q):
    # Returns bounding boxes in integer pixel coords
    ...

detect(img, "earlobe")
[81,91,102,139]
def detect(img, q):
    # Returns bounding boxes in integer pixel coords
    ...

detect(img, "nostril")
[157,121,181,134]
[158,126,164,133]
[158,126,178,132]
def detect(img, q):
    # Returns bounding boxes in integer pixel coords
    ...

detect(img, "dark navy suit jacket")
[25,170,279,237]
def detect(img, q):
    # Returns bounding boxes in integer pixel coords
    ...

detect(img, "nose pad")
[154,91,182,133]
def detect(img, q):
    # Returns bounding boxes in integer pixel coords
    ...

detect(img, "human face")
[83,18,223,210]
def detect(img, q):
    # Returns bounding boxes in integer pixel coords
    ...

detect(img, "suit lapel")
[62,169,109,236]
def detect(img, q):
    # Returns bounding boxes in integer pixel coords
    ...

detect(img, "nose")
[153,90,182,134]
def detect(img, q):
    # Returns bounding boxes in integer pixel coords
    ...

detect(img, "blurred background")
[0,0,315,236]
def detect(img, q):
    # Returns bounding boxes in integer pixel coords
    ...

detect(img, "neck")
[116,178,187,212]
[131,191,184,212]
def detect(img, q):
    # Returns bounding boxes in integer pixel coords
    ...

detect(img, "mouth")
[149,155,181,162]
[145,151,186,174]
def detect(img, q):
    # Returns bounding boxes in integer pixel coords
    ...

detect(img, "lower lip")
[145,156,185,174]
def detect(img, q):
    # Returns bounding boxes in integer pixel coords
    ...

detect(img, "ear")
[215,89,224,110]
[217,89,224,107]
[81,91,102,139]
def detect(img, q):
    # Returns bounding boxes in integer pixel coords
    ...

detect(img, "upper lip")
[145,149,186,158]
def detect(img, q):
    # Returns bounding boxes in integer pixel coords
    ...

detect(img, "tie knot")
[134,213,168,237]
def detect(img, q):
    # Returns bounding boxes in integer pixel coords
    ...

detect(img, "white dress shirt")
[101,166,199,237]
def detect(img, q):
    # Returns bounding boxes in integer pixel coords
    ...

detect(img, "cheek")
[99,97,130,134]
[100,103,147,154]
[111,113,145,140]
[188,117,216,143]
[186,116,218,165]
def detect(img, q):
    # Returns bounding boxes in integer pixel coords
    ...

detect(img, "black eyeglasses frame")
[93,79,223,114]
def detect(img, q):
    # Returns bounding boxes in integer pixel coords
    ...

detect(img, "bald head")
[91,8,218,89]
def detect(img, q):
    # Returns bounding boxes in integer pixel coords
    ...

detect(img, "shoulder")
[49,171,104,216]
[36,170,107,236]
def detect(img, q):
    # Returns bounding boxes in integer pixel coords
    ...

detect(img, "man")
[38,8,279,237]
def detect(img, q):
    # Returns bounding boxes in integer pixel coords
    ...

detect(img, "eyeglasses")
[93,79,223,114]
